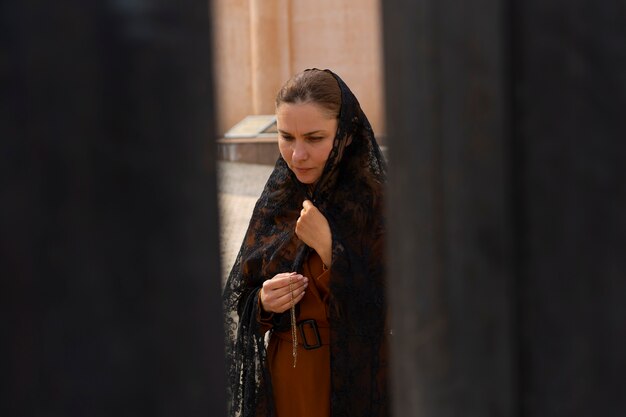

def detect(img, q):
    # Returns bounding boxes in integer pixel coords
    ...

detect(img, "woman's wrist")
[258,290,273,316]
[319,247,332,269]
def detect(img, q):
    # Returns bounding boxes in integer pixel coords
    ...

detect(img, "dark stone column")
[515,1,626,415]
[382,1,515,416]
[383,0,626,416]
[1,1,225,416]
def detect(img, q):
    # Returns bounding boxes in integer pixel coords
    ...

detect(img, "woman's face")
[277,102,338,185]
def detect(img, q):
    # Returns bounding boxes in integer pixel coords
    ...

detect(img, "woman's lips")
[294,167,312,174]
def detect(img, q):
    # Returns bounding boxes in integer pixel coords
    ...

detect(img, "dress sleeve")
[256,291,274,334]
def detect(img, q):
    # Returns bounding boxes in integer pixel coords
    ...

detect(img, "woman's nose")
[292,140,307,161]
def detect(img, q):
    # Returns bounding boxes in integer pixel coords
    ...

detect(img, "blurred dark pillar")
[383,0,626,416]
[515,1,626,415]
[383,1,515,415]
[1,1,225,417]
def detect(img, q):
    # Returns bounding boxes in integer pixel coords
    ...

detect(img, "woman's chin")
[292,169,319,184]
[296,176,315,185]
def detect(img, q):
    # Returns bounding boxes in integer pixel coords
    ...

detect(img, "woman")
[223,69,388,417]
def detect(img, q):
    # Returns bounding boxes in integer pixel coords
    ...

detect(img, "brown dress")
[257,251,331,417]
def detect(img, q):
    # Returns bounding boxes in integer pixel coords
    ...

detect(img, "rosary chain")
[289,277,298,368]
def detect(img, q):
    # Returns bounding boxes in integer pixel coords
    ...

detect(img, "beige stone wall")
[212,0,384,137]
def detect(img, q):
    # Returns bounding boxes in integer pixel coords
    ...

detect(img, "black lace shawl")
[223,69,389,417]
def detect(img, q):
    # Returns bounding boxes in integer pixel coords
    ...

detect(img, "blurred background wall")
[211,0,385,138]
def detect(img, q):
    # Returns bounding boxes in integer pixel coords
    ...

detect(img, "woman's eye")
[308,136,323,141]
[280,135,294,141]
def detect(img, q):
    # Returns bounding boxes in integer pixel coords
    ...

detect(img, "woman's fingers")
[261,272,308,313]
[295,200,331,259]
[267,279,307,307]
[302,199,314,211]
[274,287,307,314]
[262,274,307,297]
[273,280,307,304]
[263,272,306,291]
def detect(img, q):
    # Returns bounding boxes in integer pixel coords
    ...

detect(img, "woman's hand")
[295,200,332,267]
[260,272,308,314]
